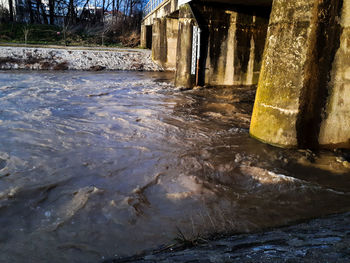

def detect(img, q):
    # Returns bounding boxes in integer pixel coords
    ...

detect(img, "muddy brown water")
[0,71,349,263]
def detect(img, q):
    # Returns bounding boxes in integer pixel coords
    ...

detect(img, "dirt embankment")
[0,46,163,71]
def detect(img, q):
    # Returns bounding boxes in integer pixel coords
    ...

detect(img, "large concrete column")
[140,24,147,48]
[152,18,167,66]
[319,1,350,148]
[250,0,343,148]
[174,4,196,88]
[151,18,178,69]
[165,18,179,70]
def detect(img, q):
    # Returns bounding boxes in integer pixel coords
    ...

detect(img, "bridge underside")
[175,2,270,87]
[142,0,271,84]
[142,0,350,149]
[197,0,272,6]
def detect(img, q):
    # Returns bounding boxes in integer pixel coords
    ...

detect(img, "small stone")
[336,156,345,163]
[342,161,350,168]
[45,211,51,217]
[90,65,106,71]
[0,158,7,170]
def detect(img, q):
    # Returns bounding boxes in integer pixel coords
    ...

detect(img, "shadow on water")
[0,71,349,263]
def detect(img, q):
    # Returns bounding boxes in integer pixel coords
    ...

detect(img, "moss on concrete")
[250,0,344,149]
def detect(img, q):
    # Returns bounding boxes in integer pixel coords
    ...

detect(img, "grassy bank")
[0,23,138,47]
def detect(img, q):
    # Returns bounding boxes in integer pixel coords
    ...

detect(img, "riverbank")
[0,46,163,71]
[105,212,350,263]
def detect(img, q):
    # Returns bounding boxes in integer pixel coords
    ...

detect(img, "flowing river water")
[0,70,350,262]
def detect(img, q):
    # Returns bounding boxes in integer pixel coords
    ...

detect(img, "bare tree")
[8,0,13,21]
[34,0,48,24]
[49,0,55,24]
[79,0,90,20]
[26,0,34,24]
[23,25,31,45]
[62,19,70,46]
[67,0,76,24]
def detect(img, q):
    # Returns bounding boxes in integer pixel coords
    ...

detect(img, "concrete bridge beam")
[250,0,345,149]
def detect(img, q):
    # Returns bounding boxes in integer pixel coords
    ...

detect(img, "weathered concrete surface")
[141,25,147,48]
[105,212,350,263]
[152,18,167,67]
[152,18,178,70]
[250,0,343,149]
[166,18,179,69]
[174,4,196,88]
[319,1,350,148]
[140,25,153,49]
[191,3,269,87]
[0,46,163,71]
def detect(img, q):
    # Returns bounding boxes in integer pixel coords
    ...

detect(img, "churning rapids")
[0,70,350,263]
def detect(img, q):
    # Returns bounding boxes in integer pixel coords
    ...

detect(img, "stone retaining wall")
[0,46,163,71]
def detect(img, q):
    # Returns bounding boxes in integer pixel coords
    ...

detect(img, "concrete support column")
[250,0,343,148]
[174,4,196,88]
[152,18,167,66]
[141,24,153,49]
[140,24,147,48]
[165,18,179,70]
[151,18,178,69]
[319,1,350,148]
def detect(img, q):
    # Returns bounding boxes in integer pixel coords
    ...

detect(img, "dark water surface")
[0,71,349,262]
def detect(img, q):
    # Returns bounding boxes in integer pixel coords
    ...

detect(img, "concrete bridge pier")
[174,2,270,89]
[151,17,179,70]
[250,0,350,149]
[174,4,197,88]
[319,0,350,148]
[140,25,152,49]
